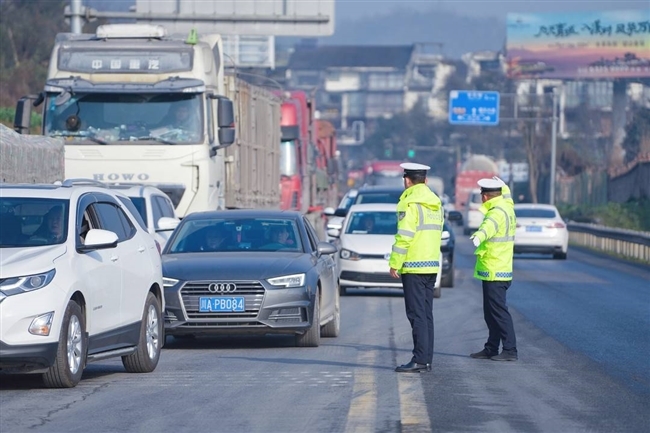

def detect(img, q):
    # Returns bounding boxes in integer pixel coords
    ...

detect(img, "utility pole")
[550,88,558,206]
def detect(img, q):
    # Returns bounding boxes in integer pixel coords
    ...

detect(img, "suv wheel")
[43,300,85,388]
[122,292,162,373]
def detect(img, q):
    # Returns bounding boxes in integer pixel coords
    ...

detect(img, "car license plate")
[526,225,542,232]
[199,297,245,312]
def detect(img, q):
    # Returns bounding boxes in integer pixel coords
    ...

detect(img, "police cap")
[477,178,504,192]
[400,162,430,178]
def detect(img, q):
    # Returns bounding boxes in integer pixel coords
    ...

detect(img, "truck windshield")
[43,92,204,145]
[280,140,298,176]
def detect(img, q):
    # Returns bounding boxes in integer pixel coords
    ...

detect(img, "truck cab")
[14,24,236,217]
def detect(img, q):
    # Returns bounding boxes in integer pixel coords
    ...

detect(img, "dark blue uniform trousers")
[482,280,517,354]
[401,273,436,365]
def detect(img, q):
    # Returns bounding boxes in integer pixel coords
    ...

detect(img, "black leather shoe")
[395,361,428,373]
[470,349,497,359]
[491,351,518,361]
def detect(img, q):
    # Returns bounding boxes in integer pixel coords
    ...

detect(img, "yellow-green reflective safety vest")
[472,195,516,281]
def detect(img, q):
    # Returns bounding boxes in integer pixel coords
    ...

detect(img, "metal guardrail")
[567,222,650,264]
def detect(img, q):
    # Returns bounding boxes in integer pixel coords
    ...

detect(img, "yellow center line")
[398,373,432,432]
[344,349,377,433]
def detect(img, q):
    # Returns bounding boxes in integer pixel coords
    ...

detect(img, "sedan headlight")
[163,277,179,288]
[267,273,305,288]
[340,249,360,261]
[0,269,56,297]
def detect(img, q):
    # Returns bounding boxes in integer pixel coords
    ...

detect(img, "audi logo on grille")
[208,283,237,293]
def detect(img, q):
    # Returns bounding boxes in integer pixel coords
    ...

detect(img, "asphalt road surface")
[1,229,649,433]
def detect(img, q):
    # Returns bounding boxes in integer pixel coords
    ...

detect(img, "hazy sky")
[336,0,649,21]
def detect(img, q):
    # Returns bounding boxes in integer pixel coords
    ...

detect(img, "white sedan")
[514,203,569,260]
[328,203,441,297]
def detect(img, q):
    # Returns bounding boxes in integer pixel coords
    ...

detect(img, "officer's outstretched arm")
[473,209,501,243]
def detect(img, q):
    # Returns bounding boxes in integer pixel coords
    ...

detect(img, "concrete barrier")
[0,124,64,183]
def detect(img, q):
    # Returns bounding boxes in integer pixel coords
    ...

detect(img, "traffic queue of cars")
[0,180,341,388]
[0,179,569,388]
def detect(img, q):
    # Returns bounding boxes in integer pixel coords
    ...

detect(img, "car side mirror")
[442,230,450,241]
[327,228,341,239]
[324,207,335,216]
[317,241,337,255]
[78,229,118,251]
[447,211,462,222]
[157,217,180,232]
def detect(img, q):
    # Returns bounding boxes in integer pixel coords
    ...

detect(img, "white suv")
[108,184,181,249]
[0,179,165,388]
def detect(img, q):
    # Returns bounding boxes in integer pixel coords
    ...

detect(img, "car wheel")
[434,284,442,299]
[296,293,321,347]
[43,300,85,388]
[122,292,162,373]
[321,290,340,338]
[553,251,567,260]
[339,284,347,296]
[441,268,454,287]
[463,227,471,236]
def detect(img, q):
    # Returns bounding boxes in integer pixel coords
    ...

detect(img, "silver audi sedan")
[161,210,340,347]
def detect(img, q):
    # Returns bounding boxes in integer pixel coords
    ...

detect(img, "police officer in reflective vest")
[469,177,518,361]
[389,163,443,373]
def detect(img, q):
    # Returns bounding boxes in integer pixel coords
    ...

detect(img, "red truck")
[279,91,338,213]
[454,155,499,210]
[363,160,404,188]
[454,155,499,234]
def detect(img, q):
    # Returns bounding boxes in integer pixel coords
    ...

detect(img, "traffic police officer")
[469,177,518,361]
[389,163,443,373]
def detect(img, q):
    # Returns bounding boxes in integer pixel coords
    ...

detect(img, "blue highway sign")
[449,91,500,126]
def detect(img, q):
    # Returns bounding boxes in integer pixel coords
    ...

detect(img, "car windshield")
[515,208,557,219]
[345,211,397,235]
[0,198,69,247]
[355,191,402,204]
[166,217,304,253]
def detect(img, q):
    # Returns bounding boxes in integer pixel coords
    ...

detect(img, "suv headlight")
[267,273,305,288]
[340,249,360,261]
[0,269,56,297]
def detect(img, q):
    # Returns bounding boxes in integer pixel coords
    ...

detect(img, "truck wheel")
[321,291,340,338]
[122,293,162,373]
[296,294,321,347]
[43,300,85,388]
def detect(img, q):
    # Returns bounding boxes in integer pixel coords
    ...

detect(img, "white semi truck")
[14,24,281,217]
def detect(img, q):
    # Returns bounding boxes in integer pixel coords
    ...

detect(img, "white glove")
[471,236,481,247]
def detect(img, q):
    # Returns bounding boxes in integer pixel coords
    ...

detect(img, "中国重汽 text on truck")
[14,24,281,217]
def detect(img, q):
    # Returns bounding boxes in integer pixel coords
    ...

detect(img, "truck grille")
[181,280,265,320]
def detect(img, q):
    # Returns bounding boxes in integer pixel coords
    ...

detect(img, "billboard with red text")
[506,10,650,79]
